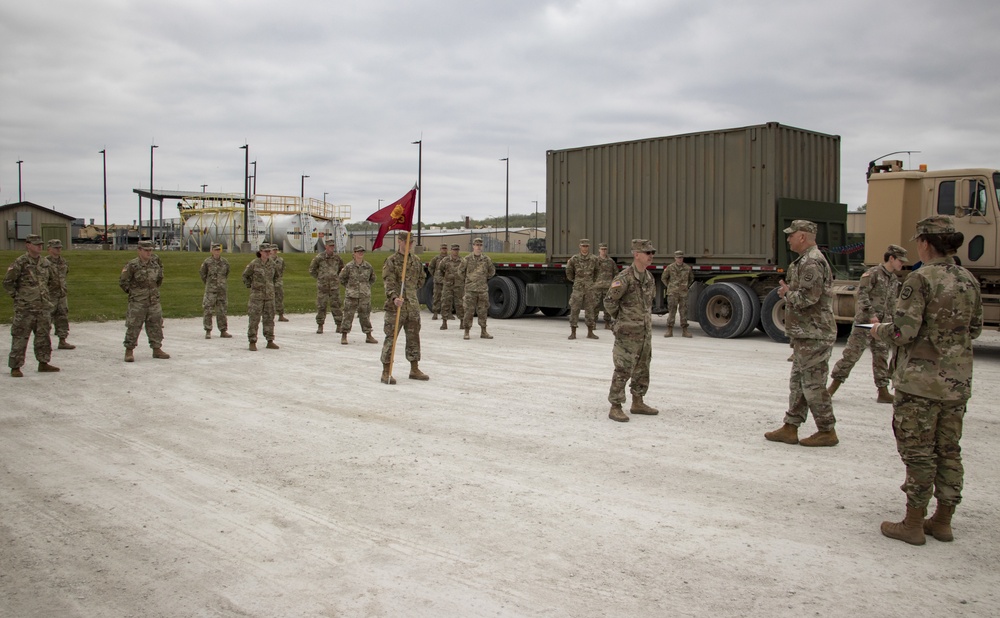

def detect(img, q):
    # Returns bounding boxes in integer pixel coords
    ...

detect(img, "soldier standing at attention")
[242,243,278,351]
[381,231,428,384]
[595,243,617,330]
[436,244,464,331]
[310,239,344,334]
[871,216,982,545]
[200,242,231,339]
[43,239,75,350]
[827,244,908,402]
[566,238,599,340]
[4,234,59,376]
[459,238,496,340]
[119,239,170,362]
[662,250,695,337]
[604,239,659,422]
[764,220,837,447]
[271,244,289,322]
[339,245,378,345]
[428,243,448,320]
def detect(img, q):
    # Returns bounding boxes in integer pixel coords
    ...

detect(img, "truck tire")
[697,282,753,339]
[418,275,434,309]
[488,276,519,319]
[509,277,529,318]
[760,288,789,343]
[730,281,762,338]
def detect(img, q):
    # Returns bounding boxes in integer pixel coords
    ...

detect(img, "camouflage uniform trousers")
[316,288,343,331]
[341,296,373,334]
[202,290,228,333]
[608,327,652,405]
[569,283,596,328]
[892,391,965,510]
[9,309,52,369]
[49,295,70,340]
[274,282,285,316]
[247,298,275,343]
[432,278,443,314]
[463,290,489,329]
[594,283,613,325]
[665,291,689,328]
[382,302,421,363]
[440,283,464,321]
[783,337,836,431]
[124,300,164,350]
[831,326,891,387]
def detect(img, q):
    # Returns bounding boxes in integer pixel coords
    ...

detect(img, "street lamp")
[532,200,538,240]
[500,157,510,251]
[412,139,422,247]
[323,191,328,206]
[251,160,257,196]
[149,144,158,244]
[201,184,208,192]
[16,159,23,202]
[239,144,249,249]
[99,150,108,248]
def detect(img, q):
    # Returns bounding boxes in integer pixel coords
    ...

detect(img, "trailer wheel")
[697,282,753,339]
[418,275,434,309]
[730,282,762,338]
[488,276,519,319]
[760,288,789,343]
[509,277,529,318]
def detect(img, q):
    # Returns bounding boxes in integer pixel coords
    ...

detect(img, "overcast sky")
[2,0,998,228]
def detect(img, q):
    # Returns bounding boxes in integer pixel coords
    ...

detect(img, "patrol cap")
[324,238,337,246]
[138,240,154,249]
[673,250,684,257]
[259,243,271,250]
[440,243,448,249]
[47,239,63,248]
[783,219,817,235]
[398,231,415,243]
[579,238,591,246]
[26,234,43,245]
[598,243,608,249]
[886,244,908,263]
[472,238,483,245]
[211,242,222,250]
[450,243,461,250]
[911,215,956,239]
[631,239,655,253]
[352,245,366,252]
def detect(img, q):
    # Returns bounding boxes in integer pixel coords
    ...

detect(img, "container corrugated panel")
[546,122,840,264]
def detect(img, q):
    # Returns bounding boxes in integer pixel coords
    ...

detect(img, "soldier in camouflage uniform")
[566,238,599,340]
[339,245,378,345]
[44,239,75,350]
[827,244,908,402]
[436,244,464,331]
[604,239,659,422]
[4,234,59,376]
[661,250,695,338]
[428,243,448,320]
[594,243,617,330]
[119,240,170,362]
[310,239,344,334]
[459,238,496,340]
[200,242,231,339]
[242,243,278,351]
[380,231,428,384]
[271,245,289,322]
[872,216,983,545]
[764,220,838,447]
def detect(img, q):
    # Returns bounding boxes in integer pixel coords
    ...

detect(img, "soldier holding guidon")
[381,231,428,383]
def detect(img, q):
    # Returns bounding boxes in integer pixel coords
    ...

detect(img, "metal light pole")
[301,175,309,199]
[251,160,257,196]
[201,184,207,192]
[239,144,249,250]
[149,144,157,242]
[100,150,108,248]
[500,157,510,251]
[323,191,328,206]
[16,160,23,202]
[411,139,422,248]
[532,200,538,240]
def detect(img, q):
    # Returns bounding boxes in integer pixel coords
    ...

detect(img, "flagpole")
[386,234,413,380]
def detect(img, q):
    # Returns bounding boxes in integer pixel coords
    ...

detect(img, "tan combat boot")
[664,326,673,338]
[440,319,448,330]
[630,395,659,415]
[316,324,324,334]
[380,363,396,385]
[799,428,839,447]
[463,328,471,340]
[11,367,24,378]
[586,326,599,340]
[265,341,279,349]
[38,362,60,372]
[432,313,438,320]
[205,331,212,339]
[278,314,289,322]
[409,361,429,381]
[341,332,349,345]
[365,333,378,344]
[924,503,955,542]
[568,326,577,340]
[827,379,843,397]
[682,326,692,338]
[249,342,257,351]
[764,423,798,444]
[124,348,135,362]
[877,386,894,404]
[58,338,76,350]
[152,348,170,359]
[220,331,232,338]
[604,321,612,330]
[609,404,629,422]
[481,327,493,339]
[881,505,926,545]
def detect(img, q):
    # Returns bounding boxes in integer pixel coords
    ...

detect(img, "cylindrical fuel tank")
[264,213,316,253]
[182,211,265,252]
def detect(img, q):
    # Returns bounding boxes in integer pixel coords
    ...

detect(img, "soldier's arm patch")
[610,280,622,287]
[803,272,814,283]
[899,285,913,301]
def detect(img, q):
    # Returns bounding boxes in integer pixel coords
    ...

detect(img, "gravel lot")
[3,313,999,617]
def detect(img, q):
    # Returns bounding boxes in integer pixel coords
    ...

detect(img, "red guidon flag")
[367,186,416,250]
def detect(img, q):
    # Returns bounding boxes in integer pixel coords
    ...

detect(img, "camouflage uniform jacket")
[428,254,446,281]
[199,256,230,293]
[783,245,835,342]
[3,253,54,312]
[309,253,344,291]
[273,256,286,281]
[43,254,68,299]
[876,257,983,401]
[436,255,464,285]
[854,262,898,323]
[459,253,495,293]
[604,264,654,336]
[119,256,163,303]
[383,251,426,305]
[566,253,598,289]
[595,256,617,287]
[661,262,694,295]
[339,260,376,299]
[242,258,275,300]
